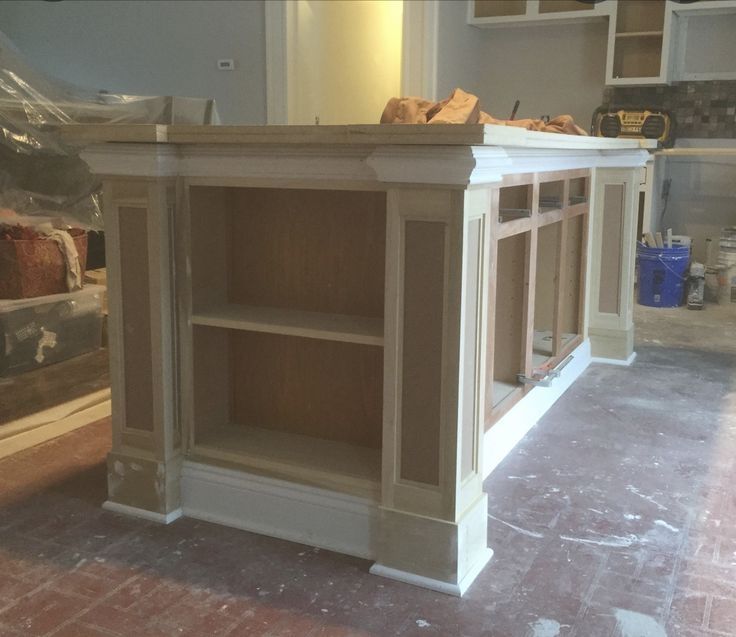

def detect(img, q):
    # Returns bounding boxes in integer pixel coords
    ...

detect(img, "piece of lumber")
[643,232,657,248]
[655,232,664,248]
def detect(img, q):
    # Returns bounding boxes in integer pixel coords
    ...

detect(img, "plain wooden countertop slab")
[57,123,658,150]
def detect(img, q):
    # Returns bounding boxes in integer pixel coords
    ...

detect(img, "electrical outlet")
[217,59,235,71]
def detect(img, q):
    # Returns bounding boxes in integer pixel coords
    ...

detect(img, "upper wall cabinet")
[468,0,736,86]
[469,0,610,26]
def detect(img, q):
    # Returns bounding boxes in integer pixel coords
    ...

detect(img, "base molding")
[102,501,183,524]
[483,339,592,478]
[181,461,378,559]
[370,548,493,597]
[591,351,637,367]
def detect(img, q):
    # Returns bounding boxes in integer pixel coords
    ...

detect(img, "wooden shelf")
[615,31,664,38]
[192,425,381,500]
[192,304,384,346]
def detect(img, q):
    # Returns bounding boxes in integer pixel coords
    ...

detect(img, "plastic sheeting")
[0,30,218,230]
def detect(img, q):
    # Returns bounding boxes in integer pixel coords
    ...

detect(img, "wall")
[290,0,403,125]
[0,0,266,125]
[436,1,608,128]
[603,81,736,139]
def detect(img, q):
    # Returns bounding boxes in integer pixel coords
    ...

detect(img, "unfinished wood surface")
[599,184,625,315]
[188,187,231,310]
[192,305,383,346]
[399,220,445,487]
[539,0,593,13]
[568,176,589,206]
[561,214,585,335]
[534,222,560,345]
[60,123,655,150]
[615,0,665,34]
[118,206,154,433]
[192,326,230,438]
[613,36,663,79]
[492,233,528,394]
[192,424,380,500]
[230,331,383,450]
[226,188,385,319]
[539,180,565,212]
[474,0,526,18]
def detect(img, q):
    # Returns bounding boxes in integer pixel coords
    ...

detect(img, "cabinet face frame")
[486,169,589,428]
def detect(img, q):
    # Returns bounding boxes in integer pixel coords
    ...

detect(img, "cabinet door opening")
[498,184,533,223]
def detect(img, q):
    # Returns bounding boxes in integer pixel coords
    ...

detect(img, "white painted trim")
[181,461,378,559]
[483,340,592,479]
[0,394,111,460]
[591,351,637,367]
[265,0,288,124]
[102,501,183,525]
[370,548,493,597]
[401,0,439,100]
[80,144,179,177]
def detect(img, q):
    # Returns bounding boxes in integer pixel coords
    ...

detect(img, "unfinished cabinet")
[469,0,608,26]
[73,122,649,598]
[487,170,589,424]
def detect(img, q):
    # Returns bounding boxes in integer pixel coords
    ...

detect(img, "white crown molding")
[80,144,180,177]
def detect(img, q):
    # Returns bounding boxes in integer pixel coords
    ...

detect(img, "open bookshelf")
[185,186,386,499]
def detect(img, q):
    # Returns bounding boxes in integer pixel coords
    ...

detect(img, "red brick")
[709,596,736,634]
[0,588,87,636]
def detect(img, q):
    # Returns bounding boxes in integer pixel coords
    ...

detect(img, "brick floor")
[0,306,734,635]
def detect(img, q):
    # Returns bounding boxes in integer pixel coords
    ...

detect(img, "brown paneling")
[493,233,528,384]
[615,0,665,33]
[192,326,230,439]
[599,184,625,314]
[227,188,386,318]
[562,214,585,333]
[474,0,526,18]
[539,0,593,13]
[230,331,383,449]
[400,220,445,486]
[534,222,560,333]
[118,207,154,432]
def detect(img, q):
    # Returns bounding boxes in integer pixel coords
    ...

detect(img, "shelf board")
[191,424,381,500]
[192,304,383,346]
[492,380,520,407]
[533,331,577,356]
[615,31,664,38]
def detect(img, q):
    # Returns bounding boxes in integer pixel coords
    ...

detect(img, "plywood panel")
[613,36,663,79]
[118,207,153,432]
[493,233,527,386]
[400,220,445,486]
[599,184,624,315]
[474,0,526,18]
[230,331,383,449]
[615,0,664,34]
[189,187,232,309]
[192,326,230,437]
[228,188,386,318]
[534,222,560,335]
[562,214,585,334]
[539,0,593,13]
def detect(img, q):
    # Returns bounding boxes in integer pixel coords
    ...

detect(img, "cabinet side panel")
[562,214,585,333]
[399,220,445,487]
[493,233,527,385]
[230,332,383,449]
[228,189,386,318]
[599,185,625,315]
[534,223,560,333]
[118,206,154,432]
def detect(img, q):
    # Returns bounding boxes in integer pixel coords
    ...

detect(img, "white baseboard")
[102,501,183,524]
[181,461,378,559]
[370,548,493,597]
[483,340,592,479]
[0,390,111,460]
[591,351,637,367]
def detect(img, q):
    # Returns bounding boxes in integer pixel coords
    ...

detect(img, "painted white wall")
[436,0,608,129]
[289,0,403,125]
[0,0,266,125]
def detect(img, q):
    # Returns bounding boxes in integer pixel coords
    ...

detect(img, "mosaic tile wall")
[602,81,736,138]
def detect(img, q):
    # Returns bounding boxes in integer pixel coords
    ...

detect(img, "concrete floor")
[0,302,734,636]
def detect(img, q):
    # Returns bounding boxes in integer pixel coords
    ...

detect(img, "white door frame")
[264,0,438,125]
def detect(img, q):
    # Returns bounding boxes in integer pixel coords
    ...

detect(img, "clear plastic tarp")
[0,30,218,230]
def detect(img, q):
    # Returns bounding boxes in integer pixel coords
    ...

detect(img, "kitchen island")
[69,123,653,596]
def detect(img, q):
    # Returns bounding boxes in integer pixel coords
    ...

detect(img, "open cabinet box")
[487,170,589,425]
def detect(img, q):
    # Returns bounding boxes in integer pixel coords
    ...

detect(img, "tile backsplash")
[602,81,736,139]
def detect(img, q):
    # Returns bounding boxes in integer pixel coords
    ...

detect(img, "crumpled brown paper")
[380,88,587,136]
